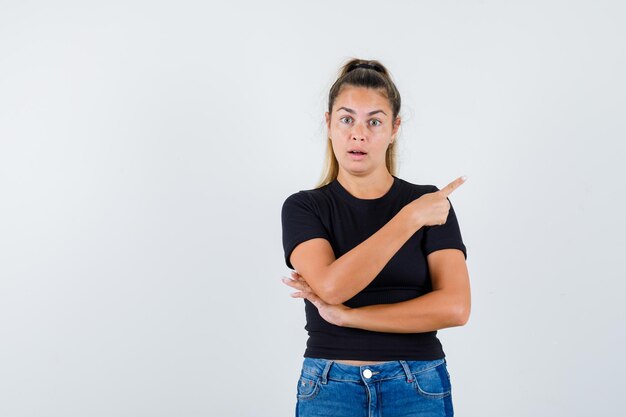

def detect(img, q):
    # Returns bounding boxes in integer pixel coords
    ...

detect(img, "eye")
[340,116,353,124]
[370,119,381,127]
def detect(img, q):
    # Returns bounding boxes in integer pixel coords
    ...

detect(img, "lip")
[347,150,367,161]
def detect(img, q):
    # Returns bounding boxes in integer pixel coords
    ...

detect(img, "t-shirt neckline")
[330,175,401,208]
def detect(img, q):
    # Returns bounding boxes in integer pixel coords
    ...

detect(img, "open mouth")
[348,150,367,160]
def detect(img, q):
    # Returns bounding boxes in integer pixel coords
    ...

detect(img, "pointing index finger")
[439,175,467,198]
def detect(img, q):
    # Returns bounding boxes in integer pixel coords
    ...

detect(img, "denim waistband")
[300,357,446,384]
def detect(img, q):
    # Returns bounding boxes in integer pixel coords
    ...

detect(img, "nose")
[351,121,367,141]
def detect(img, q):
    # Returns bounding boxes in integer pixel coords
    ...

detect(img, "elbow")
[452,303,471,327]
[318,280,350,305]
[317,270,350,305]
[319,286,346,305]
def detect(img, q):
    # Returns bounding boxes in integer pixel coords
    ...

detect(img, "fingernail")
[461,175,467,181]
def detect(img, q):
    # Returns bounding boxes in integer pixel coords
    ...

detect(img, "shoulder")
[395,176,439,197]
[282,183,333,213]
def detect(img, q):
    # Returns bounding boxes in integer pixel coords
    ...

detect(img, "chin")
[342,165,370,175]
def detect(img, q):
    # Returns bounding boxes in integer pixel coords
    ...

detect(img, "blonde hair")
[315,58,402,188]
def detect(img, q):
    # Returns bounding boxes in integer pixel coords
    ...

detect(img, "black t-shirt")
[281,175,467,360]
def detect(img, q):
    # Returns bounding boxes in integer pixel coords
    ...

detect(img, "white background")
[1,1,625,416]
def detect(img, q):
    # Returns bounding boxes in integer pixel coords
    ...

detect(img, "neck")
[336,169,394,199]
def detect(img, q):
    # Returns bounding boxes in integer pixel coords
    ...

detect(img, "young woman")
[281,58,470,417]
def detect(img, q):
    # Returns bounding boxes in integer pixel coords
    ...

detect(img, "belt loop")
[399,360,413,383]
[320,360,334,385]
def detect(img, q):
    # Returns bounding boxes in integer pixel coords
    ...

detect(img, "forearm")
[323,207,423,304]
[342,290,470,333]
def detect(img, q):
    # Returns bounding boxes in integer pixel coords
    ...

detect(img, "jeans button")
[363,369,372,378]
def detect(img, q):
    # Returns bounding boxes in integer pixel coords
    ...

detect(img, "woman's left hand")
[281,271,351,327]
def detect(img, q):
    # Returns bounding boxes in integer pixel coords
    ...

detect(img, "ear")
[391,116,401,140]
[325,112,330,130]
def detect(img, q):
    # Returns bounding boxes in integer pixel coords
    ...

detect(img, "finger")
[282,277,305,290]
[295,276,309,285]
[291,287,315,297]
[293,271,307,281]
[291,287,319,301]
[304,292,323,308]
[439,175,467,198]
[292,291,317,306]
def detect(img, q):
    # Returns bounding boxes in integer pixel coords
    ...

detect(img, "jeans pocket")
[411,360,452,399]
[296,372,321,401]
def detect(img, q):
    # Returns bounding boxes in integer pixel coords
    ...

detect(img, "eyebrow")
[336,106,387,116]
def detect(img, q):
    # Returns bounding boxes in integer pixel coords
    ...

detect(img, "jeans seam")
[411,360,451,399]
[410,359,446,376]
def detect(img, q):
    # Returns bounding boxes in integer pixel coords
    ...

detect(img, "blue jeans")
[295,357,453,417]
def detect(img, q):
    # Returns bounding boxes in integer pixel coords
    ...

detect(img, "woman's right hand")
[404,176,467,228]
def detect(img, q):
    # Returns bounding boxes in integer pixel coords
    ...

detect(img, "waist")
[301,357,447,383]
[332,359,391,366]
[303,318,445,361]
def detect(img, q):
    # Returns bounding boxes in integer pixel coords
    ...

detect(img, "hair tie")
[352,63,380,72]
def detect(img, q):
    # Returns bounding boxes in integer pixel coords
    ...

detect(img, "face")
[325,86,400,177]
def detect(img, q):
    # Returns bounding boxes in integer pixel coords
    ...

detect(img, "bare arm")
[289,176,466,306]
[341,249,471,332]
[290,206,422,305]
[284,248,471,333]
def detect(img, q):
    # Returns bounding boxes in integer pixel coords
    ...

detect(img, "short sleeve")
[281,192,331,270]
[422,185,468,260]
